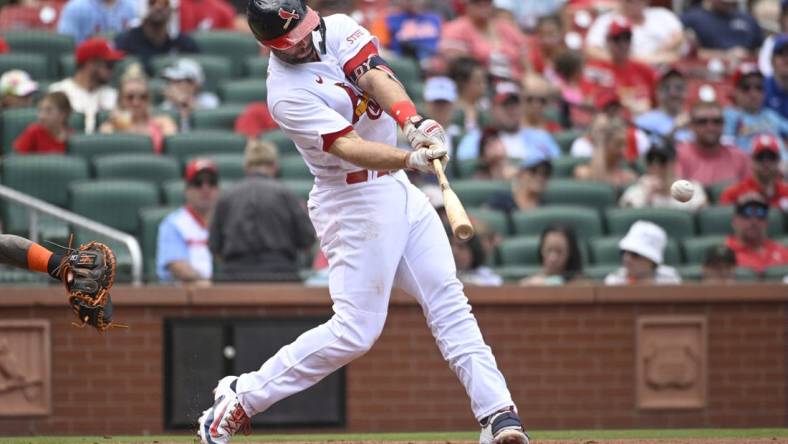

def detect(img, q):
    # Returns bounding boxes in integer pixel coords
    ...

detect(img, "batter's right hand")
[405,145,449,174]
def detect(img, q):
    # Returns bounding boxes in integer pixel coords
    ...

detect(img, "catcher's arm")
[0,234,63,279]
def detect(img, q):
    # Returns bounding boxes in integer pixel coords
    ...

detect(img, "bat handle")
[432,159,449,189]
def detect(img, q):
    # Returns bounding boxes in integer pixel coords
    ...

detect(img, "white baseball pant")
[234,170,515,421]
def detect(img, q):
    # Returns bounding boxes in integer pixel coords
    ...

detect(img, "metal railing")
[0,184,143,285]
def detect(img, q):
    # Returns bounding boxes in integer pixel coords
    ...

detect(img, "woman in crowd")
[447,56,489,132]
[521,224,584,286]
[13,91,72,154]
[449,222,502,286]
[99,70,177,153]
[474,127,517,180]
[573,114,638,188]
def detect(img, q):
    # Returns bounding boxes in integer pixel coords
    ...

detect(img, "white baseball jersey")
[266,14,399,184]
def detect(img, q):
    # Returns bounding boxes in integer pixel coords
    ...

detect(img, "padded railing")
[0,184,143,285]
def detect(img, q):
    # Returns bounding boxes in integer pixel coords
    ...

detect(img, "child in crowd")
[13,91,72,154]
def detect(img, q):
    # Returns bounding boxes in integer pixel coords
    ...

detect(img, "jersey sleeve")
[328,14,381,79]
[271,93,354,152]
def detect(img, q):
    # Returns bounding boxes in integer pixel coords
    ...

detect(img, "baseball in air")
[670,180,694,202]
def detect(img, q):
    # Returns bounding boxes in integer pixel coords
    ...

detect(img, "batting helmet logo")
[278,7,300,29]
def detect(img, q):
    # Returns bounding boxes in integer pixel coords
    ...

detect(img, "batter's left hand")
[403,116,447,152]
[405,145,449,173]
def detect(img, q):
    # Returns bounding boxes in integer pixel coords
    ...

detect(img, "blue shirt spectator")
[766,35,788,120]
[385,11,442,61]
[681,1,762,51]
[57,0,138,44]
[723,107,788,157]
[635,110,693,144]
[456,127,561,162]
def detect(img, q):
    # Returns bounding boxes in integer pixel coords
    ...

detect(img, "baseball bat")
[432,159,475,240]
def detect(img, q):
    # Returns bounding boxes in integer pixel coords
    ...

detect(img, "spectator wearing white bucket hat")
[0,69,38,109]
[604,220,682,285]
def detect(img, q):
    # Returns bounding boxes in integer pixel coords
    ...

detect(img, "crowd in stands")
[0,0,787,287]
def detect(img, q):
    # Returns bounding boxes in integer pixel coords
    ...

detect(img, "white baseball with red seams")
[231,13,517,425]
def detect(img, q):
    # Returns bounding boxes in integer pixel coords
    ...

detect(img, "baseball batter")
[197,2,529,444]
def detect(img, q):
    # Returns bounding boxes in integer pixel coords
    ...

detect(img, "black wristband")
[47,253,63,280]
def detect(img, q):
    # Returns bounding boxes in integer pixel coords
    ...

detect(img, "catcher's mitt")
[57,241,123,332]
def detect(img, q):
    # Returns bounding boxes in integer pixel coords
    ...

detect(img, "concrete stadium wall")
[0,284,785,435]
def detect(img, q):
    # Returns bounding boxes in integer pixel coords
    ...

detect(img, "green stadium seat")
[697,205,784,237]
[67,133,153,161]
[191,31,260,77]
[589,236,681,266]
[162,180,185,206]
[0,53,47,80]
[0,155,89,236]
[764,265,788,281]
[682,235,727,264]
[192,104,246,130]
[138,206,176,281]
[69,180,160,234]
[163,131,246,163]
[542,179,616,210]
[552,155,589,178]
[2,108,85,155]
[452,158,479,180]
[706,181,733,204]
[281,179,313,201]
[244,56,270,78]
[493,265,541,283]
[387,55,422,99]
[735,267,759,282]
[3,31,75,79]
[468,207,510,237]
[219,79,267,104]
[151,54,232,93]
[93,153,180,185]
[677,264,703,282]
[512,205,603,240]
[497,236,540,266]
[554,129,583,154]
[584,264,618,282]
[451,180,509,207]
[187,153,245,181]
[605,207,695,239]
[278,155,311,179]
[261,130,298,157]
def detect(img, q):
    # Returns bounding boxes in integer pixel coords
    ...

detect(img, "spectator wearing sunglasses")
[605,220,682,285]
[620,139,707,212]
[725,193,788,273]
[676,100,751,187]
[157,159,220,284]
[723,63,788,158]
[99,71,177,153]
[721,135,788,211]
[521,74,561,133]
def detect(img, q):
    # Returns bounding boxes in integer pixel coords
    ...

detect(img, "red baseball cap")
[184,158,219,182]
[751,133,780,157]
[75,37,125,65]
[594,89,621,109]
[731,62,762,87]
[608,17,632,38]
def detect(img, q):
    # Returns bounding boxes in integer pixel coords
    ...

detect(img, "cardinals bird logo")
[278,8,300,29]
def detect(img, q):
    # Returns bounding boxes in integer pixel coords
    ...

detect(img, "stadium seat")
[453,158,479,179]
[451,180,510,207]
[512,205,603,240]
[191,30,260,77]
[677,264,703,282]
[93,153,180,185]
[554,129,583,154]
[764,265,788,282]
[387,55,422,99]
[682,235,727,264]
[605,207,695,239]
[69,180,160,234]
[552,155,589,178]
[192,104,246,130]
[542,179,616,210]
[0,266,52,286]
[497,236,540,266]
[0,155,89,236]
[150,54,232,93]
[262,130,299,157]
[3,31,75,79]
[697,205,784,237]
[583,264,618,282]
[68,133,153,161]
[163,131,246,163]
[187,153,245,181]
[0,53,47,80]
[245,56,269,78]
[706,181,733,204]
[278,155,312,179]
[493,265,540,283]
[2,108,85,155]
[468,207,510,237]
[280,179,313,201]
[162,180,185,206]
[138,206,176,281]
[589,236,681,266]
[219,79,267,105]
[734,267,759,281]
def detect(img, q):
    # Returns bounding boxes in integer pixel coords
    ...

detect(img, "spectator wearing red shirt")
[676,100,751,187]
[179,0,235,33]
[584,17,657,116]
[725,193,788,273]
[14,91,72,154]
[720,134,788,211]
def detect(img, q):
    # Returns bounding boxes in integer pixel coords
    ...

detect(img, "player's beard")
[273,42,320,65]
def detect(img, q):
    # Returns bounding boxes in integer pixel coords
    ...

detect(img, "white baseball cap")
[618,220,667,265]
[162,58,204,85]
[0,70,38,98]
[423,76,457,103]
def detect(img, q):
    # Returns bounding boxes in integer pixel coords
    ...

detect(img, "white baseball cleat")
[197,376,251,444]
[479,408,530,444]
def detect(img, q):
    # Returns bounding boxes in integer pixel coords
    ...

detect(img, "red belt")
[345,170,390,184]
